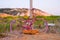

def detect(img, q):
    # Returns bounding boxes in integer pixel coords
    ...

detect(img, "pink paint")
[23,19,34,30]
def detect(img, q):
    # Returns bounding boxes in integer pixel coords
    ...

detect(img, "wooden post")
[10,21,13,32]
[45,21,49,33]
[30,0,33,18]
[10,20,16,33]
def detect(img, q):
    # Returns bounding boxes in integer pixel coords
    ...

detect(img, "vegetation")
[0,16,60,33]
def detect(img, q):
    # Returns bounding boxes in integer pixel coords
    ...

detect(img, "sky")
[0,0,60,15]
